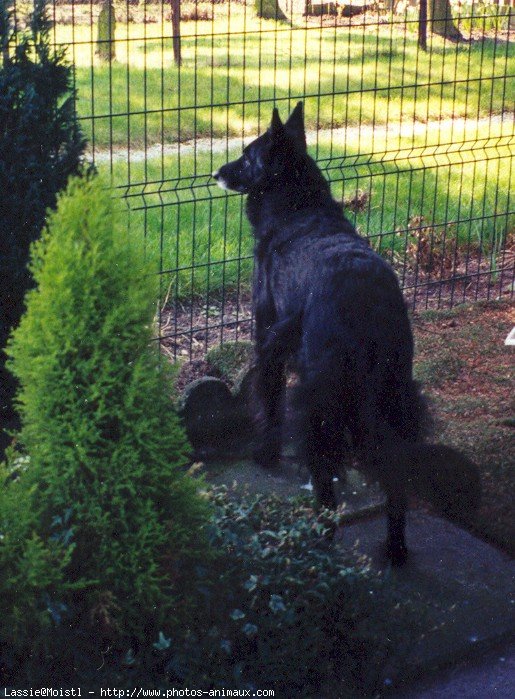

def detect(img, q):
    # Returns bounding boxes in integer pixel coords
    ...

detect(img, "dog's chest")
[254,240,310,319]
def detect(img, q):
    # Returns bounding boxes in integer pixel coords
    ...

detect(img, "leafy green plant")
[456,1,511,33]
[4,177,210,656]
[2,478,426,689]
[157,489,425,696]
[0,0,86,454]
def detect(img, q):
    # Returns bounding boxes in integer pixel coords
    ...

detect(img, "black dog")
[213,103,480,565]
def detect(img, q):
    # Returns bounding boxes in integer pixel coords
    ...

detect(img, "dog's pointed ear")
[270,107,284,136]
[285,101,306,149]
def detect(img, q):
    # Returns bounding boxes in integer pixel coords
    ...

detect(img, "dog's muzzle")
[212,170,225,190]
[212,170,231,191]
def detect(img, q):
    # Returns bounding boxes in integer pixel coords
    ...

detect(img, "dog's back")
[249,136,423,440]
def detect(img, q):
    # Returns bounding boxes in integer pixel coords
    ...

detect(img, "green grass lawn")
[110,118,513,298]
[58,7,515,148]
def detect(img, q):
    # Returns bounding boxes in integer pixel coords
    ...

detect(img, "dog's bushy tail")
[378,378,481,518]
[292,343,481,518]
[389,442,481,518]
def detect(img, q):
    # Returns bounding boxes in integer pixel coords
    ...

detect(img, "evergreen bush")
[0,449,73,662]
[0,0,86,454]
[3,177,210,656]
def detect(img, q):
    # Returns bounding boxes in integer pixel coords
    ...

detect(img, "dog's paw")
[383,540,409,567]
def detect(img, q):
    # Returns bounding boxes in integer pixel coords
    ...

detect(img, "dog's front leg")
[253,312,286,469]
[384,486,408,566]
[252,351,286,469]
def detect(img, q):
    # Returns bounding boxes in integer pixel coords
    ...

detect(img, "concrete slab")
[205,459,385,517]
[336,511,515,690]
[398,642,515,698]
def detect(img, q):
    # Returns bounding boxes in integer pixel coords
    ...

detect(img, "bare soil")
[161,237,514,366]
[413,301,514,556]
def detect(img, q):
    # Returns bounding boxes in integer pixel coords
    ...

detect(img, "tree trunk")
[429,0,464,41]
[256,0,288,19]
[170,0,181,66]
[96,1,116,62]
[419,0,428,51]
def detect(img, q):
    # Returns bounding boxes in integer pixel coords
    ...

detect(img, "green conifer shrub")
[0,0,86,455]
[4,177,210,647]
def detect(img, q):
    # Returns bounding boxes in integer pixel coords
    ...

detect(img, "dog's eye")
[242,153,251,168]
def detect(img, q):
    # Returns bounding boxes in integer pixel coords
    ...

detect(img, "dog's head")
[212,102,307,194]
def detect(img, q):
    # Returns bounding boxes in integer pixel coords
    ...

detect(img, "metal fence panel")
[16,0,515,359]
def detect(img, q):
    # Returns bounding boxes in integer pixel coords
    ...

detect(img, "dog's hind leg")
[358,448,409,566]
[310,457,338,510]
[355,389,410,566]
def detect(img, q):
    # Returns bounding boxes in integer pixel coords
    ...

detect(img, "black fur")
[213,103,480,565]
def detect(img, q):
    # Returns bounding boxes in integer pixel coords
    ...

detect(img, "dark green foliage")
[96,1,116,62]
[0,449,73,658]
[3,177,210,659]
[3,486,425,691]
[0,0,86,453]
[163,489,423,696]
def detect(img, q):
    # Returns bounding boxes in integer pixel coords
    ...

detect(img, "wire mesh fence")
[29,0,515,359]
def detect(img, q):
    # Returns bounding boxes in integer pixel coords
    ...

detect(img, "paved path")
[337,510,515,687]
[399,643,515,698]
[87,115,510,164]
